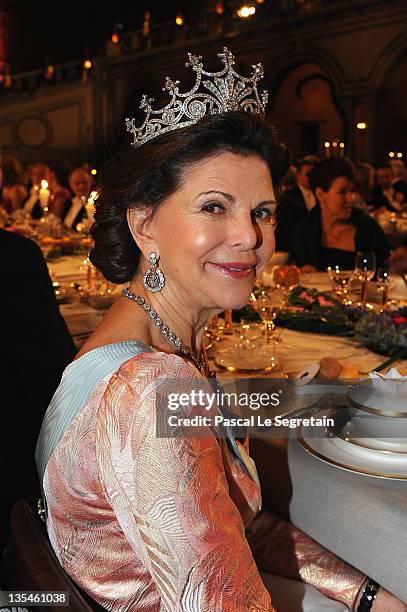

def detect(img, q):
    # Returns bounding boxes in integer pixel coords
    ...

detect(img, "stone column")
[358,94,377,165]
[338,95,356,160]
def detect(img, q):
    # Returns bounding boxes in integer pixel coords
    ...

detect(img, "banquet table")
[48,255,120,346]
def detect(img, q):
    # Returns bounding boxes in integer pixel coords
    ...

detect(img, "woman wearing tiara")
[36,49,404,611]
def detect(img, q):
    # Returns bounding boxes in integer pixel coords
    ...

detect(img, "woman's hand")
[373,588,407,612]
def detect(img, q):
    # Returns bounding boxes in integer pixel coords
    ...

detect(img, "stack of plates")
[298,380,407,480]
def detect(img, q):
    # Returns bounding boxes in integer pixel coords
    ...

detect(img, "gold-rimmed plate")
[337,419,407,454]
[298,407,407,480]
[215,349,279,373]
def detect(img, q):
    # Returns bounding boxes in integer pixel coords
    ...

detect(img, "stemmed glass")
[376,267,391,309]
[354,251,376,307]
[204,315,224,350]
[236,317,261,350]
[327,266,353,303]
[250,288,284,345]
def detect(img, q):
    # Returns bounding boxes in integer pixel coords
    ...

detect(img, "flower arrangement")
[241,285,407,357]
[355,307,407,357]
[276,285,358,335]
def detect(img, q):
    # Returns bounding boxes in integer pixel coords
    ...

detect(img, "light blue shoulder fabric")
[35,339,259,514]
[35,340,154,487]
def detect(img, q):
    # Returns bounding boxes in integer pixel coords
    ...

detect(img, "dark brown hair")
[308,156,354,194]
[90,111,290,283]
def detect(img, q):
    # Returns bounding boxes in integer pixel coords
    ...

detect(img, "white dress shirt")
[299,185,316,210]
[64,196,86,228]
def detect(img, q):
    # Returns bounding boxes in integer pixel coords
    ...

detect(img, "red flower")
[317,295,334,307]
[299,291,314,303]
[392,315,407,325]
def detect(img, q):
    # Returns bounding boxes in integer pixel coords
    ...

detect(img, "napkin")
[369,368,407,397]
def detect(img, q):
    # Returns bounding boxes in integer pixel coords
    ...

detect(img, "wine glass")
[376,267,391,309]
[354,251,376,307]
[273,266,300,306]
[236,317,261,350]
[327,266,353,303]
[251,289,284,345]
[204,315,224,350]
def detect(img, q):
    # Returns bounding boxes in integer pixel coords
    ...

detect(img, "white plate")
[298,407,407,480]
[215,347,279,372]
[339,419,407,453]
[347,380,407,413]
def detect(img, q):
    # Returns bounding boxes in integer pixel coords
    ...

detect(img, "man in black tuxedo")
[371,162,407,211]
[0,229,76,546]
[285,156,318,211]
[61,167,93,230]
[19,162,49,220]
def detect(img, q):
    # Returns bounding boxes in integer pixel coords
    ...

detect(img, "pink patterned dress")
[43,350,365,611]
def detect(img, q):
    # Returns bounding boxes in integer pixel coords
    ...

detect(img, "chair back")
[1,499,103,611]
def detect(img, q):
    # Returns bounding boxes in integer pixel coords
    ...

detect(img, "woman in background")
[353,161,375,208]
[46,159,72,217]
[0,156,27,212]
[289,157,390,271]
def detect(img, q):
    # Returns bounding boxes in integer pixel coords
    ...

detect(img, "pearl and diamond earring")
[143,251,165,292]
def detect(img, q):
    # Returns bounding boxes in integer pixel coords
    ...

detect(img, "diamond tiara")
[125,47,269,148]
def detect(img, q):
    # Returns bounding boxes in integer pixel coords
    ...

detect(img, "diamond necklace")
[122,287,210,377]
[122,289,260,486]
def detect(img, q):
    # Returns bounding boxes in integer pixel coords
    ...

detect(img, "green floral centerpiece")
[239,285,407,358]
[354,308,407,357]
[276,286,357,335]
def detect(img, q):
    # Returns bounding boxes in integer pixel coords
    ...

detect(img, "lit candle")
[340,142,345,156]
[324,141,330,157]
[85,190,98,222]
[39,179,50,211]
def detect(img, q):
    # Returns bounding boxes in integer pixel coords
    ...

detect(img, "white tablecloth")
[48,255,89,283]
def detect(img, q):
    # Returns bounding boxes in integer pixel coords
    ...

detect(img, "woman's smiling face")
[137,152,277,311]
[317,176,356,220]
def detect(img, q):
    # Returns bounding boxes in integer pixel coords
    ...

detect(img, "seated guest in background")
[285,155,318,211]
[46,159,72,217]
[20,162,49,219]
[281,164,298,190]
[0,156,27,213]
[289,157,390,271]
[0,229,76,548]
[390,158,407,184]
[393,181,407,209]
[353,161,375,208]
[371,162,405,211]
[62,167,93,230]
[393,177,407,209]
[388,237,407,274]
